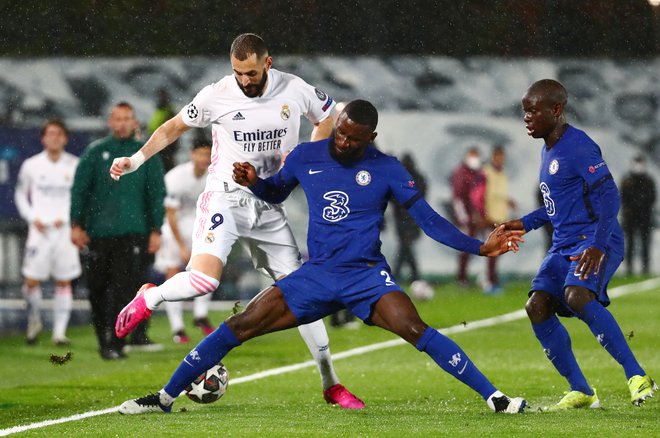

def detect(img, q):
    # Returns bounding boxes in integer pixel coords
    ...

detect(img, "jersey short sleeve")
[294,77,335,125]
[179,83,218,128]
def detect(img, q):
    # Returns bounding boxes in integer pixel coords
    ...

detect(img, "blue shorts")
[530,242,623,316]
[275,262,403,325]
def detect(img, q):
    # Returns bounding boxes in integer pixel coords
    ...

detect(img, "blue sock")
[579,300,644,379]
[163,322,241,398]
[416,326,497,400]
[532,316,592,394]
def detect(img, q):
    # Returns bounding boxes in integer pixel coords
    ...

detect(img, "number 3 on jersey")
[539,182,556,216]
[322,191,350,222]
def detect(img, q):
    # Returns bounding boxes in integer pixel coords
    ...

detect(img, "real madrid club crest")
[281,104,290,120]
[356,170,371,186]
[205,232,215,244]
[549,159,559,175]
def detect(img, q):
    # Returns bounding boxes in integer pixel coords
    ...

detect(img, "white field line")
[1,277,659,436]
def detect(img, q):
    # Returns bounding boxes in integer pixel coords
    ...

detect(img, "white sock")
[159,389,175,406]
[298,319,339,390]
[145,270,219,309]
[165,301,185,333]
[52,285,73,340]
[486,390,505,411]
[193,292,213,319]
[22,284,43,323]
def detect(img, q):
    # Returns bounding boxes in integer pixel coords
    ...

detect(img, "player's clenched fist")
[232,162,258,187]
[109,151,146,181]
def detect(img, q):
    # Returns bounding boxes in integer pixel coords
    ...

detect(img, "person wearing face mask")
[451,147,487,287]
[620,154,656,275]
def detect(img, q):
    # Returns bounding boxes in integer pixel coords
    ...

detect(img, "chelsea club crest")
[549,159,559,175]
[356,170,371,186]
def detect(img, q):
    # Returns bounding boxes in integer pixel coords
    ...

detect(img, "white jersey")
[163,161,207,236]
[14,151,79,225]
[179,68,334,192]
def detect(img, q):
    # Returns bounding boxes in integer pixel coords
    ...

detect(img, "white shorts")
[190,188,302,279]
[153,223,190,274]
[22,224,82,281]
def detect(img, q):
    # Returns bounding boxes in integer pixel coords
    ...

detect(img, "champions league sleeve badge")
[187,103,199,120]
[315,88,327,100]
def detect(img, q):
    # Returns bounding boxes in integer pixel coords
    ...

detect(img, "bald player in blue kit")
[502,79,656,410]
[119,99,527,415]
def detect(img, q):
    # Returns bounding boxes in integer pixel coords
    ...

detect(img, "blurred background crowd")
[0,0,657,344]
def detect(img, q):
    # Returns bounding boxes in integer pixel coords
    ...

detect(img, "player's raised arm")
[110,114,190,181]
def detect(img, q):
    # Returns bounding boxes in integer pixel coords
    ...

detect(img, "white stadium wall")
[0,56,658,277]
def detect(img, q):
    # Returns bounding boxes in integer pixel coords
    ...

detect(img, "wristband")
[128,150,146,171]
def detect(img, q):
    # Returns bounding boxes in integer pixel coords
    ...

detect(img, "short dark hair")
[192,138,212,150]
[40,118,69,138]
[343,99,378,131]
[114,101,134,112]
[230,33,268,61]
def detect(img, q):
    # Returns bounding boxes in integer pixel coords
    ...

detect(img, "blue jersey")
[522,125,623,254]
[250,139,482,270]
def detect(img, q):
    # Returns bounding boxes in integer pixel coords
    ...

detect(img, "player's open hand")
[480,224,525,257]
[232,162,258,187]
[570,246,604,280]
[109,157,132,181]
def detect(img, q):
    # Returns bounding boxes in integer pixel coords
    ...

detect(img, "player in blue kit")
[502,79,656,410]
[119,99,527,415]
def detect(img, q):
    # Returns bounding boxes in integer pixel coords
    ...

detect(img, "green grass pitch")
[0,276,658,437]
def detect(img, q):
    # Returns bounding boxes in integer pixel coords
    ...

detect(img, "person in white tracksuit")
[14,119,81,345]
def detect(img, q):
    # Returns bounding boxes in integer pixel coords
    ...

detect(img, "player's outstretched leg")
[119,322,241,414]
[298,320,365,409]
[115,270,219,338]
[120,285,299,415]
[371,291,525,413]
[416,326,526,414]
[576,299,656,406]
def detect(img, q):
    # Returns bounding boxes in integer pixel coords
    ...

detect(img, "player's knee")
[394,320,428,345]
[24,278,40,288]
[564,286,593,313]
[225,311,268,342]
[525,292,553,323]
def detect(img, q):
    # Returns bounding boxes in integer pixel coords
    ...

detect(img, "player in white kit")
[111,33,364,408]
[14,119,81,345]
[154,139,215,343]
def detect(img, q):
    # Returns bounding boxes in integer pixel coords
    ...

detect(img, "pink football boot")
[115,284,155,338]
[323,384,365,409]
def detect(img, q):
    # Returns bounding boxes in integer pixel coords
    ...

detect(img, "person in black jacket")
[620,154,656,275]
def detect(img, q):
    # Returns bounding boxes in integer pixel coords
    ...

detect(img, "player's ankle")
[159,389,175,406]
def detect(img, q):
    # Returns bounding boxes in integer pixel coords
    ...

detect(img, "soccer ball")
[410,280,435,301]
[184,363,229,404]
